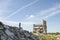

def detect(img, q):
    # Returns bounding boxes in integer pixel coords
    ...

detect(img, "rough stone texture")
[33,20,47,35]
[0,22,38,40]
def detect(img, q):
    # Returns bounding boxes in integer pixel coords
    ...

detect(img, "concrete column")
[19,23,21,30]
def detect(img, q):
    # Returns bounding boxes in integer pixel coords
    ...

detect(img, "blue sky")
[0,0,60,32]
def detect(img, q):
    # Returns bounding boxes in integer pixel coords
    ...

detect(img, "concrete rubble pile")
[0,22,38,40]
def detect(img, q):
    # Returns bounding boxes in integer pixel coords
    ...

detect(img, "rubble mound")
[0,22,38,40]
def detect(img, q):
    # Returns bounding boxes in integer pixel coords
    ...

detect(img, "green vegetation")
[48,32,60,35]
[42,35,56,40]
[37,32,60,40]
[32,32,60,40]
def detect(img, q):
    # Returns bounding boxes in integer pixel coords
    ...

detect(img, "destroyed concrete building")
[0,22,38,40]
[33,20,47,35]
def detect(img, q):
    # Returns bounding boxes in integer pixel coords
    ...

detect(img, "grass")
[38,34,60,40]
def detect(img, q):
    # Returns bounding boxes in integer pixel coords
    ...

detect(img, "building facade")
[33,20,47,35]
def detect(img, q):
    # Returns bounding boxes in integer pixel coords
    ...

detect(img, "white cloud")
[0,20,19,27]
[25,5,59,22]
[0,0,60,32]
[0,0,12,24]
[3,3,60,27]
[36,4,60,20]
[0,0,12,16]
[0,19,36,32]
[26,15,35,20]
[44,10,60,19]
[6,0,39,18]
[43,4,60,19]
[29,15,35,18]
[38,4,60,16]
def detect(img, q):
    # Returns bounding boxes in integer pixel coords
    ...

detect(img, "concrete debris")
[0,22,38,40]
